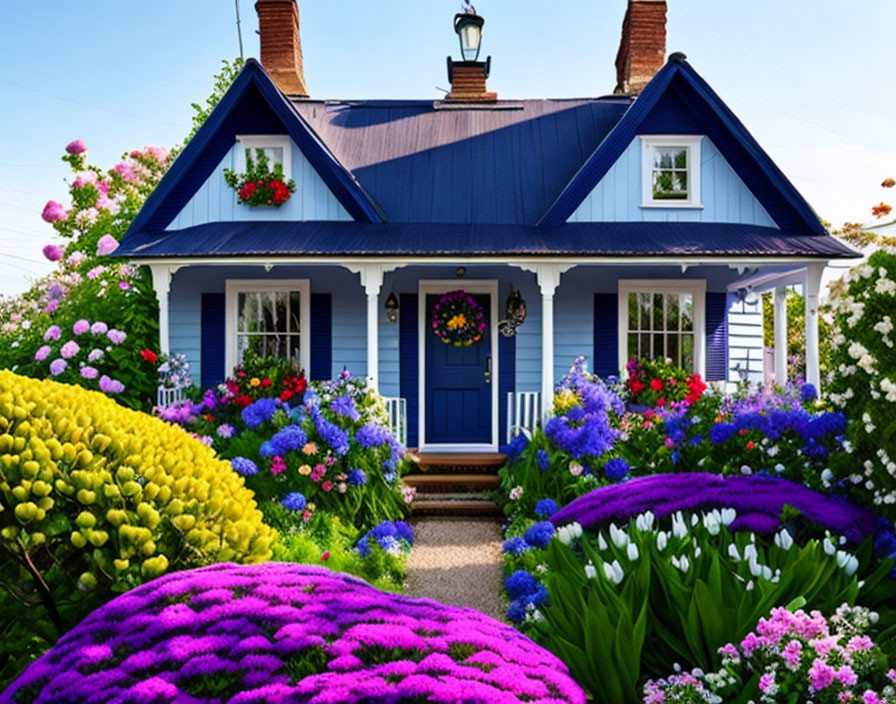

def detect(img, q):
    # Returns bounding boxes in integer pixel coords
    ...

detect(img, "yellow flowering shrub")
[0,370,275,620]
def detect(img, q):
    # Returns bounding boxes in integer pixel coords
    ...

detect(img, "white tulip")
[728,544,741,561]
[672,513,688,539]
[609,523,629,548]
[743,544,758,563]
[584,561,597,579]
[720,508,736,525]
[571,522,583,540]
[603,559,624,584]
[557,525,572,545]
[823,538,836,555]
[678,555,690,573]
[703,512,721,536]
[693,547,702,558]
[627,543,640,561]
[636,511,655,532]
[774,529,793,551]
[597,531,608,551]
[656,531,668,551]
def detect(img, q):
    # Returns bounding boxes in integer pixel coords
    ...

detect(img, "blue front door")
[425,292,492,444]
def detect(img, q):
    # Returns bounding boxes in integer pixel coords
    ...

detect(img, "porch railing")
[382,396,407,446]
[156,386,186,408]
[506,391,542,444]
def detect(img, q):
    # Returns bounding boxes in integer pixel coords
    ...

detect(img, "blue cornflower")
[526,583,549,607]
[709,423,737,445]
[280,492,307,511]
[603,457,630,481]
[503,536,530,555]
[241,398,279,428]
[331,395,361,421]
[259,441,276,457]
[270,425,308,456]
[356,422,390,448]
[534,498,558,518]
[347,469,367,486]
[231,457,258,476]
[524,521,555,549]
[505,570,537,600]
[689,434,703,446]
[313,411,350,455]
[536,449,550,471]
[507,600,528,624]
[801,383,818,403]
[506,432,530,462]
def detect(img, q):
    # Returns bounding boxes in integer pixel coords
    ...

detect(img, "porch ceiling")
[117,221,857,260]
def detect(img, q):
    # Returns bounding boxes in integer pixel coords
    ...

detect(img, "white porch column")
[360,267,383,392]
[803,263,826,390]
[528,264,575,419]
[149,264,175,356]
[773,285,788,385]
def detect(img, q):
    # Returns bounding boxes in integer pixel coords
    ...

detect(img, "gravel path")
[406,518,506,621]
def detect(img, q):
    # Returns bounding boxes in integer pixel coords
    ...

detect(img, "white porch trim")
[417,279,499,452]
[148,264,183,356]
[804,263,825,390]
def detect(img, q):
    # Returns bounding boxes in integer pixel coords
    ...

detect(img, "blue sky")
[2,1,895,295]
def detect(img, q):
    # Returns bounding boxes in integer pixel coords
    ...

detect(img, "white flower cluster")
[881,377,896,403]
[847,340,876,375]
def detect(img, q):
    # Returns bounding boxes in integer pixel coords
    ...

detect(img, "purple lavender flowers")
[551,473,883,545]
[1,563,585,704]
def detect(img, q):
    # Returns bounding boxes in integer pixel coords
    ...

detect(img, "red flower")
[235,394,252,408]
[204,414,214,421]
[668,377,677,386]
[649,378,663,391]
[746,441,755,450]
[872,202,892,218]
[656,397,666,407]
[140,349,158,364]
[261,378,272,388]
[739,428,748,436]
[630,379,645,394]
[280,390,294,402]
[321,550,330,561]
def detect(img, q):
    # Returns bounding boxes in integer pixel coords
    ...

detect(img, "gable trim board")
[125,58,383,241]
[540,56,827,235]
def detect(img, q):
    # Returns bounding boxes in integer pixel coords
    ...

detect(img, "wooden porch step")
[411,493,503,517]
[403,473,500,493]
[408,451,507,474]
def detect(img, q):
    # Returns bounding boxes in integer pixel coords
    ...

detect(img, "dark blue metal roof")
[117,221,856,259]
[126,59,384,237]
[540,56,828,235]
[290,98,630,225]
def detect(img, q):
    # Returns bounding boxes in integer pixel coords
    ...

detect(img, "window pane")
[653,293,664,330]
[639,293,651,330]
[272,292,288,333]
[640,333,651,358]
[655,149,673,169]
[667,333,680,366]
[628,293,639,330]
[673,148,687,169]
[628,333,639,359]
[653,333,665,361]
[667,294,679,331]
[682,334,694,370]
[290,291,301,333]
[681,294,693,331]
[238,293,261,333]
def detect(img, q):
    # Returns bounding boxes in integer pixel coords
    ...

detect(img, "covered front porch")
[145,254,831,452]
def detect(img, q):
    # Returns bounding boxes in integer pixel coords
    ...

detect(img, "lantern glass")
[455,13,484,62]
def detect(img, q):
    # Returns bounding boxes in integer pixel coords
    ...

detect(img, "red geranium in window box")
[224,148,296,207]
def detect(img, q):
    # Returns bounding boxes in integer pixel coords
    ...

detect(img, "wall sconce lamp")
[385,292,399,323]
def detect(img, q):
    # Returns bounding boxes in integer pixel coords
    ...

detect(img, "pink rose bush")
[1,563,586,704]
[644,604,896,703]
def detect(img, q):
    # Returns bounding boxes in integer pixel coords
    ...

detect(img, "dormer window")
[639,135,702,208]
[235,135,292,179]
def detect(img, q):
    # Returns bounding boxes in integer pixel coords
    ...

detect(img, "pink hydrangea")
[34,345,52,362]
[112,161,137,182]
[41,200,68,223]
[107,329,126,345]
[90,321,108,335]
[66,251,86,267]
[45,300,59,314]
[118,281,130,291]
[42,244,64,261]
[86,265,106,280]
[60,340,80,359]
[809,658,835,691]
[143,145,169,163]
[65,139,87,155]
[44,325,61,341]
[73,319,90,335]
[96,234,119,256]
[49,358,67,376]
[758,673,775,693]
[80,366,98,380]
[99,375,125,393]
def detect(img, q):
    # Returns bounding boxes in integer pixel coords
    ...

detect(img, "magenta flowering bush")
[550,473,886,547]
[1,563,586,704]
[0,139,169,409]
[644,604,896,703]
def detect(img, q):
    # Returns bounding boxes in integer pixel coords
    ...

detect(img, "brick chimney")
[446,59,497,102]
[255,0,309,97]
[615,0,667,95]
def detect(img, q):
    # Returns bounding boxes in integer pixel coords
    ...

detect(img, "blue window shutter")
[593,293,619,378]
[201,293,226,388]
[705,291,729,382]
[310,293,332,380]
[498,330,515,445]
[399,294,419,448]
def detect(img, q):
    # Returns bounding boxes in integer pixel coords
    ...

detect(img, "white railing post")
[803,263,825,391]
[773,285,788,385]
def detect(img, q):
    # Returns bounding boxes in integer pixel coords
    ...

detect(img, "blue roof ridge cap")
[124,58,384,239]
[538,57,827,236]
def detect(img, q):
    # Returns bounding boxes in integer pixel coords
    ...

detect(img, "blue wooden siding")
[166,139,351,231]
[169,263,758,395]
[568,137,777,227]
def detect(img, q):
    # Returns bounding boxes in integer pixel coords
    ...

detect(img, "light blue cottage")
[117,0,855,453]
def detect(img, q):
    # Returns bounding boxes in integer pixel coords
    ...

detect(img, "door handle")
[484,355,491,384]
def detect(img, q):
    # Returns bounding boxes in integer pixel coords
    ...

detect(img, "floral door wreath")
[432,290,486,346]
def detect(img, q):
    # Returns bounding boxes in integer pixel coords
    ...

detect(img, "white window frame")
[225,279,311,377]
[234,135,292,180]
[617,279,707,378]
[639,135,703,208]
